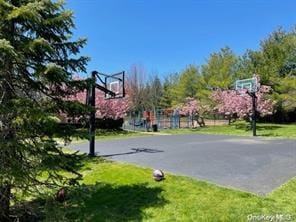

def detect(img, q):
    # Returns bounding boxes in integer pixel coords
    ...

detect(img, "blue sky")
[66,0,296,78]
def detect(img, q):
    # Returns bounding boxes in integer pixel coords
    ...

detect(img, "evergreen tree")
[160,73,179,108]
[201,46,239,90]
[0,0,89,219]
[160,78,172,109]
[149,76,162,110]
[236,50,264,80]
[238,28,296,116]
[258,28,296,114]
[175,65,199,103]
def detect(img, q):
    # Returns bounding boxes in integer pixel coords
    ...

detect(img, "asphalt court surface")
[71,134,296,194]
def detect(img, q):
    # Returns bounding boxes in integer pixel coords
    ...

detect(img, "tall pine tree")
[201,47,238,90]
[175,65,199,103]
[0,0,89,219]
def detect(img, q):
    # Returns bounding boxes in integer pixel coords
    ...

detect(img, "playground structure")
[123,109,228,131]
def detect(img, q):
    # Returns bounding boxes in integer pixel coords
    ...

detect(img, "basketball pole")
[251,92,257,137]
[89,71,97,157]
[236,75,258,137]
[87,70,124,156]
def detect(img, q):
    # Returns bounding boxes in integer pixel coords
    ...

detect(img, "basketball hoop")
[105,71,125,99]
[235,74,260,94]
[234,74,260,137]
[87,70,125,157]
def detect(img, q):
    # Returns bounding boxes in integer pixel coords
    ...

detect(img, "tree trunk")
[0,183,11,220]
[195,115,205,127]
[199,117,205,127]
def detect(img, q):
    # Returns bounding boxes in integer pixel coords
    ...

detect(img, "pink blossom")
[64,78,130,119]
[212,86,274,118]
[179,97,200,115]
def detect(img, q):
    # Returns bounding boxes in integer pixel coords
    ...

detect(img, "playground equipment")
[125,109,180,131]
[124,109,226,131]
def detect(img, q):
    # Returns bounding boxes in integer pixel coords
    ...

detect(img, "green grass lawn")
[57,122,296,146]
[27,159,295,221]
[34,122,296,221]
[160,122,296,138]
[93,129,150,141]
[56,129,151,144]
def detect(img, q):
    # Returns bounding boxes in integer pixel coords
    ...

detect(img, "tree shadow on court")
[18,183,166,222]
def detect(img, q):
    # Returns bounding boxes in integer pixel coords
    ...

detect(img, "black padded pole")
[89,71,97,157]
[251,92,257,137]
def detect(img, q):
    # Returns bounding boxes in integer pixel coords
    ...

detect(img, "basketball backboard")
[235,75,260,93]
[105,71,125,99]
[89,71,125,100]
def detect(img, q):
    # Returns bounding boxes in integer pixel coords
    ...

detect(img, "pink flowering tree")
[178,97,210,127]
[179,97,199,116]
[212,86,274,123]
[62,75,130,122]
[94,91,130,119]
[65,89,130,120]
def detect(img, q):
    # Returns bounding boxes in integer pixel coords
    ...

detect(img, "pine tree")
[160,73,179,108]
[175,65,199,102]
[149,76,162,110]
[201,47,238,90]
[160,78,172,109]
[238,28,296,116]
[0,0,89,219]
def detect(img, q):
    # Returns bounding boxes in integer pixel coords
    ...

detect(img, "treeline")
[127,27,296,122]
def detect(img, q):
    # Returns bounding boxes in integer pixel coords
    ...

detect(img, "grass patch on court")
[160,122,296,138]
[26,159,295,221]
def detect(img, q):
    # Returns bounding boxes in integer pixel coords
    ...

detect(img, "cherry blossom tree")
[178,97,210,127]
[212,86,275,122]
[94,91,130,119]
[179,97,200,116]
[64,76,130,121]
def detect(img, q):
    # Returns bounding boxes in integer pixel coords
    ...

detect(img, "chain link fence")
[123,110,228,132]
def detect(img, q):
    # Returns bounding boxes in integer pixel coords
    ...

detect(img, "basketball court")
[71,134,296,195]
[74,74,296,195]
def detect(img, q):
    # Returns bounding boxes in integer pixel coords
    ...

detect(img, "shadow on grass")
[234,123,282,131]
[258,133,273,137]
[66,128,133,142]
[189,127,204,131]
[95,129,131,136]
[23,183,166,222]
[256,125,283,130]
